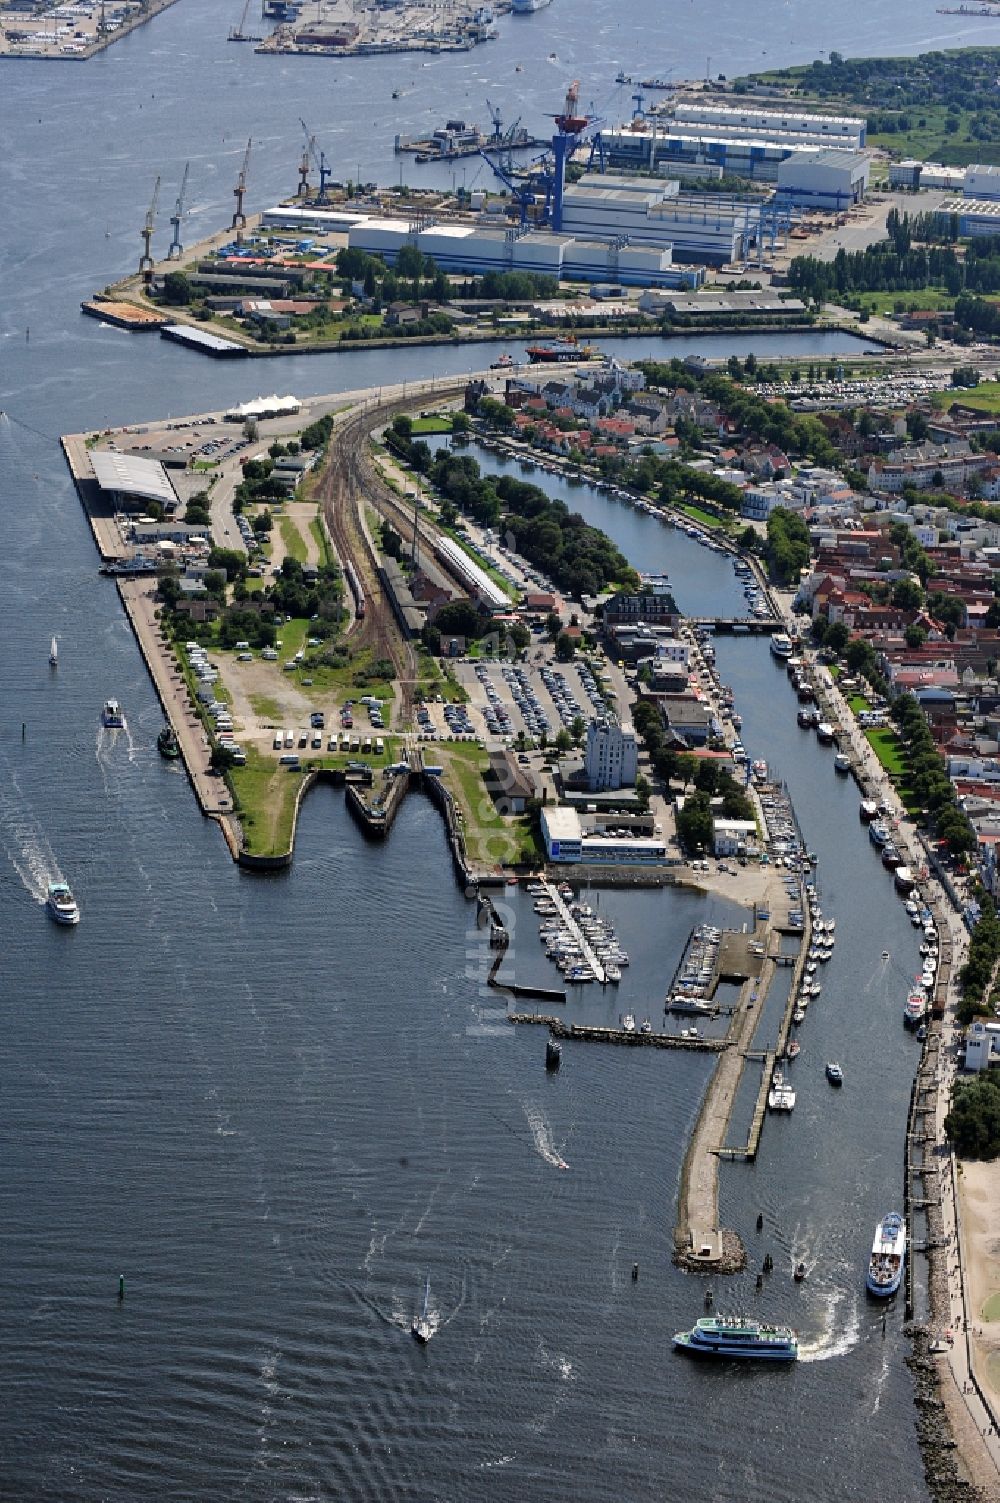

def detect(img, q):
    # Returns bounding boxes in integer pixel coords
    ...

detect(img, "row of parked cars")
[186,642,246,765]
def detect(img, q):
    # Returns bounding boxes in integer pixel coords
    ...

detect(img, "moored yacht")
[904,988,927,1028]
[770,632,793,659]
[46,880,80,925]
[859,799,878,823]
[866,1212,906,1298]
[673,1315,798,1362]
[816,722,835,745]
[834,752,850,773]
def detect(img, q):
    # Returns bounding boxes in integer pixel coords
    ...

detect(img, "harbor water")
[0,2,963,1496]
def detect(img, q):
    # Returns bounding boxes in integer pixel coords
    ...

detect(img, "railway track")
[317,389,465,722]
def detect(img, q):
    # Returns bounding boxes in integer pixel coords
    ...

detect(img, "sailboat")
[412,1276,433,1344]
[48,635,58,668]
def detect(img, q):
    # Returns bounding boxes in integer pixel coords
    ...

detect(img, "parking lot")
[413,652,619,750]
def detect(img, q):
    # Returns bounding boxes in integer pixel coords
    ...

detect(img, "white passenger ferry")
[673,1315,798,1362]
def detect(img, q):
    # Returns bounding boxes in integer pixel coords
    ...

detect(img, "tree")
[635,774,651,810]
[571,714,585,745]
[824,620,850,655]
[391,413,413,441]
[243,418,258,442]
[554,727,572,753]
[451,411,470,434]
[555,631,576,662]
[161,270,191,305]
[892,576,923,610]
[676,792,714,852]
[508,622,531,653]
[904,623,928,649]
[210,744,236,771]
[433,599,482,639]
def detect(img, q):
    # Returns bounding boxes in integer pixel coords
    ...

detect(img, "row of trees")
[945,1069,1000,1159]
[765,507,811,586]
[956,898,1000,1026]
[425,450,638,598]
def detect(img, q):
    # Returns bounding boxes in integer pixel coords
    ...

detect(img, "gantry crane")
[139,174,161,285]
[231,137,252,241]
[167,162,190,260]
[298,118,331,203]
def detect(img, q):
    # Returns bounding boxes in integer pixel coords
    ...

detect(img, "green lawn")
[410,414,456,435]
[851,289,957,317]
[436,741,538,867]
[279,514,308,565]
[848,692,871,715]
[865,727,908,779]
[932,383,1000,416]
[248,693,283,721]
[310,515,333,568]
[677,502,728,530]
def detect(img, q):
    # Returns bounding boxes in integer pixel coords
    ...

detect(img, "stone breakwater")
[908,1329,992,1503]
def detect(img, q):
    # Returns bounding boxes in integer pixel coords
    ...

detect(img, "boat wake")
[523,1102,570,1170]
[0,767,64,902]
[797,1285,861,1362]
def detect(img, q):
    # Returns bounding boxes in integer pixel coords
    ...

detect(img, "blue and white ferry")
[673,1315,798,1362]
[866,1212,906,1297]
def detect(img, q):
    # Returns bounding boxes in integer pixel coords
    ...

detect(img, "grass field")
[677,502,728,530]
[865,727,908,779]
[852,289,957,317]
[932,382,1000,416]
[410,414,455,435]
[436,741,537,868]
[309,515,332,568]
[279,514,308,565]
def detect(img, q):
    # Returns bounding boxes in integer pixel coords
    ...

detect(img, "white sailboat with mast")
[412,1276,433,1344]
[48,635,58,668]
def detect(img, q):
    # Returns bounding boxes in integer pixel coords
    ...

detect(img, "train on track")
[343,560,366,620]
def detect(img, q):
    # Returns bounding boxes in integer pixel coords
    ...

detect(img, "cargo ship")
[525,337,597,364]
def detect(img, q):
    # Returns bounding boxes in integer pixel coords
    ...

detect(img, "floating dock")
[538,881,606,984]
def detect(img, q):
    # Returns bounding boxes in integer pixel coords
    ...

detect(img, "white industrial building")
[433,535,509,612]
[888,159,965,193]
[559,173,764,265]
[937,197,1000,238]
[599,119,867,186]
[541,806,667,865]
[671,102,866,149]
[90,451,178,512]
[775,149,869,210]
[965,164,1000,201]
[584,720,638,791]
[346,214,703,287]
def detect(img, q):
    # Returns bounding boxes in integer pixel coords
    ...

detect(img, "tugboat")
[794,1262,807,1282]
[545,1036,562,1071]
[157,724,181,760]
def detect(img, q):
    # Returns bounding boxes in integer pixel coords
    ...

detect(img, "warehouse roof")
[91,450,177,507]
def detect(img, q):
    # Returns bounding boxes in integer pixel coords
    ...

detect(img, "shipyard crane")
[298,118,332,203]
[486,98,504,146]
[167,162,190,260]
[231,137,252,241]
[139,173,161,286]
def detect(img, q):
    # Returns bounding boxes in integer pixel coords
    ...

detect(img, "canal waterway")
[0,3,952,1497]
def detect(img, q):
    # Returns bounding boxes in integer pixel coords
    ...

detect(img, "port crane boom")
[232,137,252,240]
[139,173,161,285]
[299,118,331,203]
[167,162,190,260]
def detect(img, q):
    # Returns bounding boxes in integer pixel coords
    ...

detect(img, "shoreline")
[0,0,181,61]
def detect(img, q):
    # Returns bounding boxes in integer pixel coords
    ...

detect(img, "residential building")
[584,719,638,791]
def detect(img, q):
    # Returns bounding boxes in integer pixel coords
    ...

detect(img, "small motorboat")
[48,634,58,668]
[794,1262,807,1282]
[157,724,181,760]
[786,1040,801,1060]
[545,1037,562,1072]
[46,879,80,926]
[826,1061,844,1086]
